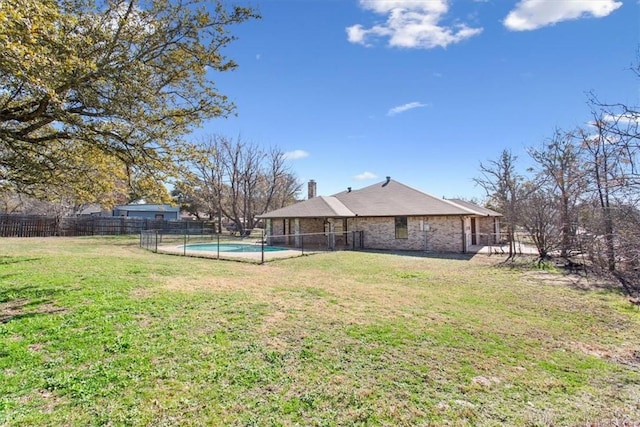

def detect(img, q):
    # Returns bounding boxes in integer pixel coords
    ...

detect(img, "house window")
[155,214,164,220]
[395,216,408,239]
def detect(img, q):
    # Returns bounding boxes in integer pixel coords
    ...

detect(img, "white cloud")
[283,149,309,160]
[387,101,428,116]
[346,0,483,49]
[346,24,370,45]
[603,113,640,125]
[504,0,622,31]
[354,171,378,181]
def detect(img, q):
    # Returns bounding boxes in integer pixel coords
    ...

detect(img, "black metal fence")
[140,230,364,264]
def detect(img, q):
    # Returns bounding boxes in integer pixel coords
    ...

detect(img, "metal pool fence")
[140,229,363,264]
[140,229,524,263]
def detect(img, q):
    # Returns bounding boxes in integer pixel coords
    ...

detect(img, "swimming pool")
[185,243,289,253]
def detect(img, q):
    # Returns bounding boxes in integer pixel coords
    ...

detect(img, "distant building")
[77,204,110,216]
[112,204,180,220]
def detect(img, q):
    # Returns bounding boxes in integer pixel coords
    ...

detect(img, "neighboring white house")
[112,204,180,220]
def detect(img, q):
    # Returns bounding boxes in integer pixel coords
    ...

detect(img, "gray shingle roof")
[258,179,502,219]
[257,196,353,219]
[447,199,502,217]
[333,180,476,216]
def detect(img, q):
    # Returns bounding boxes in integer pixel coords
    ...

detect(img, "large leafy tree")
[0,0,257,202]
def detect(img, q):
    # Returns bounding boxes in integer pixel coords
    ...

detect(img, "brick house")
[258,178,502,253]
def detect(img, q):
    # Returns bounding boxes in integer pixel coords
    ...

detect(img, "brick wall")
[300,218,327,247]
[267,215,470,252]
[347,215,464,252]
[476,217,500,244]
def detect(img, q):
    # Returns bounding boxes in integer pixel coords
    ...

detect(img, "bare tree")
[528,129,585,258]
[578,118,620,272]
[588,65,640,191]
[170,181,214,220]
[474,150,528,259]
[519,185,562,260]
[179,135,301,234]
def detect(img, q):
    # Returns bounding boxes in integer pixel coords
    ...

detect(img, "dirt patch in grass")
[522,269,621,292]
[606,347,640,371]
[0,299,65,324]
[18,389,67,415]
[565,340,640,371]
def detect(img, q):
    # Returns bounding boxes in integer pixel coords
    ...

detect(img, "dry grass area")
[1,237,640,426]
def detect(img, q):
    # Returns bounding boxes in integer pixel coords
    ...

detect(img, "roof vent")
[347,187,352,193]
[382,176,391,187]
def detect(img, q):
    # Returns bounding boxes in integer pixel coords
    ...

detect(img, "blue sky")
[196,0,638,201]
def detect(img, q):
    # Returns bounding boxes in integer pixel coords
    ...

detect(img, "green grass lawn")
[1,237,639,426]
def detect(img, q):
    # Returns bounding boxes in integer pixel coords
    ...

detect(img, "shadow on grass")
[0,256,41,265]
[354,249,476,261]
[0,285,66,324]
[491,256,630,295]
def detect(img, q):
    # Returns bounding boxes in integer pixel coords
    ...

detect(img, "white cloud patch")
[603,113,640,125]
[387,101,428,116]
[283,149,309,160]
[354,171,378,181]
[346,0,483,49]
[504,0,622,31]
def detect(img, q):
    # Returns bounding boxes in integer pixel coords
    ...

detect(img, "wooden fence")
[0,215,215,237]
[0,214,58,237]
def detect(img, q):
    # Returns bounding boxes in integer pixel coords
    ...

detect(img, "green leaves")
[1,0,258,202]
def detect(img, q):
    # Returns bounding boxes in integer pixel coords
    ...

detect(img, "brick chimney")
[308,180,317,199]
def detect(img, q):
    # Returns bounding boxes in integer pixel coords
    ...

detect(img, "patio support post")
[265,219,272,245]
[294,218,300,247]
[329,222,335,250]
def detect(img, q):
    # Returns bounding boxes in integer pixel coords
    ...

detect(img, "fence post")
[184,221,188,256]
[301,234,304,255]
[217,232,220,260]
[261,229,265,264]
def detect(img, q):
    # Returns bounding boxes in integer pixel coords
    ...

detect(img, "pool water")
[185,243,289,253]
